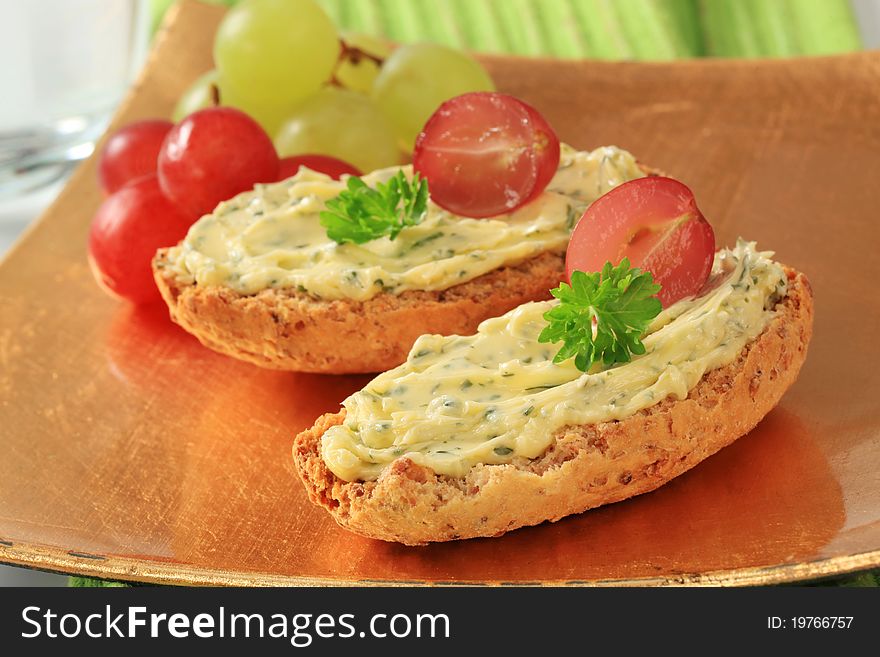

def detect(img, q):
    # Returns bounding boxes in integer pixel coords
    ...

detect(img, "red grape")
[97,120,173,194]
[566,176,716,307]
[158,107,279,218]
[520,103,561,204]
[278,154,362,181]
[88,175,198,304]
[413,92,560,218]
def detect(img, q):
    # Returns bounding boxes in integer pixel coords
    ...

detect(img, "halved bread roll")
[153,249,566,374]
[152,146,655,373]
[293,264,812,545]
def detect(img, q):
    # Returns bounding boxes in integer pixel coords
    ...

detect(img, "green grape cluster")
[171,0,495,173]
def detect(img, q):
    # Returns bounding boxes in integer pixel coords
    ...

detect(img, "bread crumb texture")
[154,249,565,374]
[293,268,813,545]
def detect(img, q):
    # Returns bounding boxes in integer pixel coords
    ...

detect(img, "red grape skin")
[520,103,561,204]
[566,176,716,307]
[158,107,279,218]
[278,154,362,181]
[88,175,198,304]
[98,120,173,194]
[413,92,560,218]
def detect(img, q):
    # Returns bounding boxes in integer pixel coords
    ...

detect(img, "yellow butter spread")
[321,241,788,482]
[163,145,643,301]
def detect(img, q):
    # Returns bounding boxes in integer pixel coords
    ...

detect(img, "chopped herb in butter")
[321,241,788,481]
[164,145,644,301]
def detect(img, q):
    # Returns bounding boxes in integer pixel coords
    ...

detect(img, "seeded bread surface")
[154,249,566,374]
[292,268,813,545]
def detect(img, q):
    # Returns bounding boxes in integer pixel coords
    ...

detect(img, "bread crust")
[152,165,660,374]
[153,250,565,374]
[292,268,813,545]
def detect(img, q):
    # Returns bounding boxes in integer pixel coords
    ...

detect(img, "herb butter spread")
[322,241,788,482]
[163,145,643,301]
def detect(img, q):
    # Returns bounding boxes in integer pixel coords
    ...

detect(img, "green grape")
[214,0,340,107]
[372,43,495,152]
[335,32,391,95]
[217,76,300,138]
[172,70,219,122]
[149,0,175,36]
[274,87,400,174]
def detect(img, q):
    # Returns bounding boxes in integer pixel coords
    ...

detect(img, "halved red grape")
[98,120,173,194]
[413,92,560,218]
[278,154,362,181]
[566,176,715,307]
[158,107,279,218]
[88,175,198,304]
[520,103,561,204]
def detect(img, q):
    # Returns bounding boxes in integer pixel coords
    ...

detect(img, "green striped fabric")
[314,0,862,59]
[316,0,702,58]
[156,1,863,59]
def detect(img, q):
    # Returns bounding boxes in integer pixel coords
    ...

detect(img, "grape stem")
[329,39,387,88]
[210,83,220,107]
[338,40,386,67]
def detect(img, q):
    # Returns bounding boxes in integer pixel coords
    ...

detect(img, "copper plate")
[1,1,879,586]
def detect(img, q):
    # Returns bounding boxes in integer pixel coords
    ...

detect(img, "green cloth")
[68,576,130,588]
[314,0,861,59]
[320,0,703,58]
[811,569,880,588]
[153,0,862,59]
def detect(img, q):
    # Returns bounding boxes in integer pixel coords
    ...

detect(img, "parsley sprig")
[319,171,429,244]
[538,259,662,372]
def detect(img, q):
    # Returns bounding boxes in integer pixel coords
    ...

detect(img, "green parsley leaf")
[319,171,429,244]
[538,259,662,372]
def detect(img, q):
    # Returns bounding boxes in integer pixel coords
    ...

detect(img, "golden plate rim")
[2,539,879,587]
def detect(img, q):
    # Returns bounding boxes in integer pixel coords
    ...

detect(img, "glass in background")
[0,0,149,200]
[853,0,880,46]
